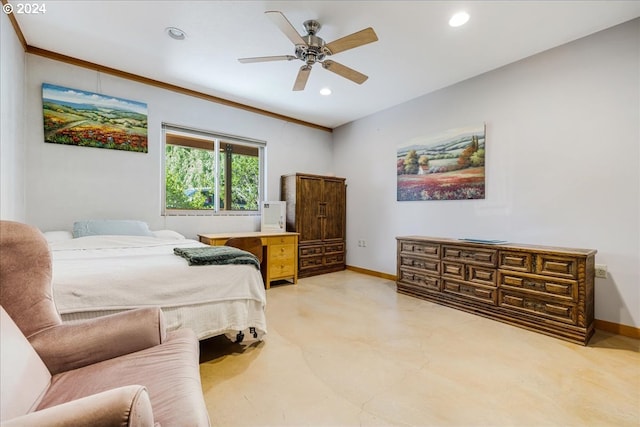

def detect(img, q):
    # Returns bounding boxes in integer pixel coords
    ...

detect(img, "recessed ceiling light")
[449,11,470,27]
[166,27,186,40]
[320,88,332,96]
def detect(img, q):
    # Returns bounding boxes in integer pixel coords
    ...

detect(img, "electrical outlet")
[362,240,367,247]
[595,264,608,279]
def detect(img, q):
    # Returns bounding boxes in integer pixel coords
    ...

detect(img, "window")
[162,124,265,214]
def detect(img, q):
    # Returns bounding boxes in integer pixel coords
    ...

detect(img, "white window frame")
[161,123,266,216]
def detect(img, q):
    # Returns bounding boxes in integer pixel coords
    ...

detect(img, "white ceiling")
[11,1,640,129]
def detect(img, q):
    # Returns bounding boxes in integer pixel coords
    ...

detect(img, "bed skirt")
[60,299,267,342]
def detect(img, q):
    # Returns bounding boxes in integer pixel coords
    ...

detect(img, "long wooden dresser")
[396,236,596,345]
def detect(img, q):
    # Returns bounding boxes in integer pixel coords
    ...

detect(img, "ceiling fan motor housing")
[296,30,328,65]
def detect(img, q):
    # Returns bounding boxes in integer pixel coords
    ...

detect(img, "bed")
[46,224,267,342]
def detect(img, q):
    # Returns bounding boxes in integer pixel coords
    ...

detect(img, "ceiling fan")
[238,11,379,91]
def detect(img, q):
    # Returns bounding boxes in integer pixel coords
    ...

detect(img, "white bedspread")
[49,235,267,340]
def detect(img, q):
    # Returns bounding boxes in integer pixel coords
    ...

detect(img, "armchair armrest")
[1,385,154,427]
[29,307,166,375]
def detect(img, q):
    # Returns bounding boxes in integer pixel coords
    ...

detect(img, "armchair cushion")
[30,307,167,375]
[38,329,209,427]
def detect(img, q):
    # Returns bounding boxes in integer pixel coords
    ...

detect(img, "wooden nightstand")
[198,231,298,289]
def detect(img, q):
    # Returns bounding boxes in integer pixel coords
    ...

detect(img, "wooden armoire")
[281,173,346,278]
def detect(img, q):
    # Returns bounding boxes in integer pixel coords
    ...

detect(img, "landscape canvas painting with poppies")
[42,83,148,153]
[397,124,486,201]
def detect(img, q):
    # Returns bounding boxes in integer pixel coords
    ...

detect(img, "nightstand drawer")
[270,235,297,245]
[270,261,295,277]
[271,244,295,261]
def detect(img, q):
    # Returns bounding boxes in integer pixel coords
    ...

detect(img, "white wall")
[0,11,26,221]
[24,55,334,238]
[333,19,640,328]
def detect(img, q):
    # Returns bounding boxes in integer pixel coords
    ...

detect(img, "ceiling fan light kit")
[238,11,378,91]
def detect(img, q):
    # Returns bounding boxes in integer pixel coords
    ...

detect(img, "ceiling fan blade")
[293,66,312,91]
[238,55,296,63]
[265,11,307,47]
[325,27,378,55]
[321,60,368,84]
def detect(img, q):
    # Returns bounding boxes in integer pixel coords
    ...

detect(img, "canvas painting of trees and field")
[397,124,485,201]
[42,83,148,153]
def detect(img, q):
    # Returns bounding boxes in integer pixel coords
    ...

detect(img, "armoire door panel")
[298,176,323,242]
[323,178,346,241]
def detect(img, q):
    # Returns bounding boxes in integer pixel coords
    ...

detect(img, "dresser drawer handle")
[524,281,545,291]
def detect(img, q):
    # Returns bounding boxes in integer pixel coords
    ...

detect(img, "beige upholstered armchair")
[0,220,210,426]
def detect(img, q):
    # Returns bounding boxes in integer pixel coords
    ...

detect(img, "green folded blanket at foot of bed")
[174,246,260,269]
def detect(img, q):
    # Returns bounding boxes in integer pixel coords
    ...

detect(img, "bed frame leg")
[236,328,258,343]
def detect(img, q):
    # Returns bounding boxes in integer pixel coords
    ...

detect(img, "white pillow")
[152,229,186,240]
[72,220,153,238]
[43,230,74,243]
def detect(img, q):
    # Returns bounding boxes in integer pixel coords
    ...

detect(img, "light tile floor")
[200,270,640,426]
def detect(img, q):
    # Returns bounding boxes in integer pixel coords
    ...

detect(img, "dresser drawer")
[467,265,497,286]
[535,254,578,279]
[401,256,440,274]
[324,253,345,266]
[324,243,344,254]
[499,251,533,272]
[399,268,441,292]
[442,280,497,305]
[442,261,465,280]
[499,272,577,301]
[499,291,577,324]
[300,256,323,269]
[400,241,440,258]
[300,245,323,257]
[442,245,497,267]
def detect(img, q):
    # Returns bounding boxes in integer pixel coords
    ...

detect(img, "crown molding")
[2,0,332,133]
